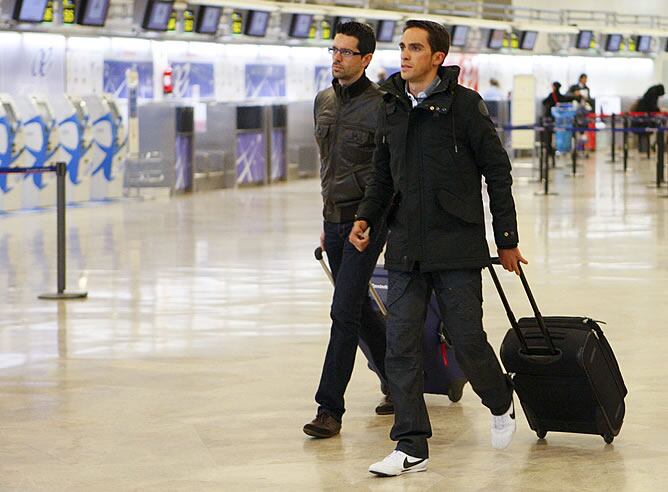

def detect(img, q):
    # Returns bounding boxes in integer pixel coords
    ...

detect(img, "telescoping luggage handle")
[487,258,558,356]
[314,247,387,317]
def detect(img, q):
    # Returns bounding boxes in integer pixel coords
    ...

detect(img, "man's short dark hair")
[403,20,450,56]
[579,73,587,80]
[336,22,376,55]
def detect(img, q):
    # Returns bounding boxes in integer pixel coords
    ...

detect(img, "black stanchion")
[657,124,665,190]
[567,117,583,177]
[39,161,88,300]
[536,121,557,196]
[571,126,577,175]
[623,116,629,173]
[610,114,616,163]
[537,125,544,183]
[547,122,556,168]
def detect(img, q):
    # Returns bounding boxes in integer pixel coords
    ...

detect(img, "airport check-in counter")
[270,105,287,183]
[287,101,318,179]
[127,101,177,190]
[235,103,287,186]
[131,101,303,192]
[193,102,236,191]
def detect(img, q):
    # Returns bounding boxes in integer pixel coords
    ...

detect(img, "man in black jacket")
[303,22,391,439]
[349,20,527,476]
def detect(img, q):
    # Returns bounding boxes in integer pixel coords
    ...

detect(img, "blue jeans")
[315,220,388,421]
[386,268,512,458]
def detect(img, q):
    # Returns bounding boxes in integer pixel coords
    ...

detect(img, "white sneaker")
[368,450,428,477]
[491,400,516,449]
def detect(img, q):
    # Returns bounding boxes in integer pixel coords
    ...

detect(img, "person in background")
[350,19,526,478]
[568,73,592,109]
[303,21,392,440]
[634,84,665,113]
[483,78,504,101]
[542,82,572,119]
[631,84,666,153]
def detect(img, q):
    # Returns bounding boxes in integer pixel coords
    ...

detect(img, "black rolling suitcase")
[487,258,627,444]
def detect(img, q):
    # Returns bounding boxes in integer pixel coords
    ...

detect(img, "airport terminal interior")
[0,0,667,489]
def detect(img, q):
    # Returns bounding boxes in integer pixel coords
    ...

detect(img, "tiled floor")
[0,149,666,490]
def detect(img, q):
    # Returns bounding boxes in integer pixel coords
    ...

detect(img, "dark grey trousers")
[385,268,512,458]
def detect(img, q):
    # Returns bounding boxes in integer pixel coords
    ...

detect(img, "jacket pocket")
[315,124,331,156]
[332,172,364,206]
[386,271,411,309]
[436,189,484,224]
[339,128,374,163]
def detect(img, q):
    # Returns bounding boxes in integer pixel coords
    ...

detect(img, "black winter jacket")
[356,66,519,272]
[314,74,383,223]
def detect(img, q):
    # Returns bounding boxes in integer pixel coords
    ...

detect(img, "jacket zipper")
[330,99,342,178]
[416,112,426,263]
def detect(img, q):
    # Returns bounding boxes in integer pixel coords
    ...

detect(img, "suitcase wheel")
[447,378,467,402]
[603,434,614,444]
[536,430,547,439]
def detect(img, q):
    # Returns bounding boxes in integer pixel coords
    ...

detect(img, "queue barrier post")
[38,161,88,300]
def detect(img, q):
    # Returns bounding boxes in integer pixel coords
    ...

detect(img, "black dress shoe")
[375,394,394,415]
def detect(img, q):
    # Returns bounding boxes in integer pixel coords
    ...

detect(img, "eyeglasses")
[328,47,363,58]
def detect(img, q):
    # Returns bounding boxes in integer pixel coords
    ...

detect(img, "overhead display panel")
[376,20,396,43]
[519,30,538,50]
[289,14,313,39]
[77,0,111,27]
[450,25,469,48]
[13,0,50,23]
[605,34,623,52]
[196,6,222,34]
[487,29,505,49]
[576,30,593,49]
[636,35,651,53]
[244,10,271,37]
[142,0,175,31]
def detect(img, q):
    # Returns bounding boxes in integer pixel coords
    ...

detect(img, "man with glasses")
[303,22,392,439]
[349,20,526,476]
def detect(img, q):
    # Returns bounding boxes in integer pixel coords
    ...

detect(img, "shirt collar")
[405,75,442,108]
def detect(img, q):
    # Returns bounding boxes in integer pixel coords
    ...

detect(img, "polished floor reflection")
[0,150,666,490]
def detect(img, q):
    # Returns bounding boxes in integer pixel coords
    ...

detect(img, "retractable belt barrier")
[0,162,88,300]
[496,113,667,195]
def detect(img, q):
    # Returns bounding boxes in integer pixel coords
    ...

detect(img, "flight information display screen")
[289,14,313,39]
[450,25,469,47]
[636,36,651,52]
[519,31,538,50]
[487,29,505,49]
[605,34,623,52]
[244,10,270,37]
[14,0,49,23]
[576,31,593,49]
[376,20,396,43]
[196,6,222,34]
[143,1,174,31]
[78,0,111,26]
